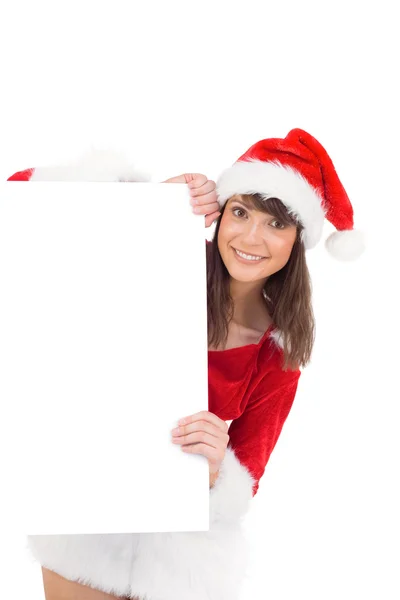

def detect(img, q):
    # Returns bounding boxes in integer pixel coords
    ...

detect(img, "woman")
[7,129,364,600]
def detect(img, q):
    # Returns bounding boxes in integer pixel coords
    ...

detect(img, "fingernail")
[178,418,186,425]
[172,427,180,434]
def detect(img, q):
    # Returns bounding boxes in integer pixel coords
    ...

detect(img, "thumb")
[187,173,208,187]
[163,173,204,184]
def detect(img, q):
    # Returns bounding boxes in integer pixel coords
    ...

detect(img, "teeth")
[235,249,264,261]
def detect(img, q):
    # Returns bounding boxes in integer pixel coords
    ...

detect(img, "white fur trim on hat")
[25,448,254,600]
[216,159,326,249]
[325,229,365,261]
[29,148,150,183]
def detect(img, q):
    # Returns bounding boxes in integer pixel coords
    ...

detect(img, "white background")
[0,0,399,598]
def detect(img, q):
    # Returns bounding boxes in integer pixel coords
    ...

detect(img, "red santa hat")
[216,128,365,261]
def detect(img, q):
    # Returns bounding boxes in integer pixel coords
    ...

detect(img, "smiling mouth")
[232,247,268,261]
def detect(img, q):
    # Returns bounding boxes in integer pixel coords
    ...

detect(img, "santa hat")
[216,128,365,261]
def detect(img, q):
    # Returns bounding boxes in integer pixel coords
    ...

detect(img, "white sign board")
[0,182,209,535]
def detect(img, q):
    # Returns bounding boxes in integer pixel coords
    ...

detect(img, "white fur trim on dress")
[216,159,326,249]
[25,448,254,600]
[270,327,284,350]
[29,148,150,183]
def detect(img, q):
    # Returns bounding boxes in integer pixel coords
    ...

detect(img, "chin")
[224,263,271,283]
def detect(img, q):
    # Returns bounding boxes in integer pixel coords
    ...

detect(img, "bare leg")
[41,567,134,600]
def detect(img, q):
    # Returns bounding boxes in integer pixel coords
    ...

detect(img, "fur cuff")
[210,446,255,527]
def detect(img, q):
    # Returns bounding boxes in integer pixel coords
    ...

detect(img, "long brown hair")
[207,193,315,370]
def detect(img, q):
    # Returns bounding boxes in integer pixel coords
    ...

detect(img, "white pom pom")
[325,229,365,261]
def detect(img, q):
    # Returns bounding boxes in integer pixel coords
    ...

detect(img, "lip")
[232,247,267,264]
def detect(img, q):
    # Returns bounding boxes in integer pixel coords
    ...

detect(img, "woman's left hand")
[163,173,221,228]
[171,410,229,475]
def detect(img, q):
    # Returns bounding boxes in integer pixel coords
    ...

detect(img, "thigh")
[41,567,132,600]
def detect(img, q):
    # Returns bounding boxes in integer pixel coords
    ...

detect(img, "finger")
[189,180,216,198]
[205,211,221,228]
[191,201,220,215]
[172,420,228,441]
[165,173,208,185]
[191,191,218,206]
[172,431,225,449]
[187,174,208,189]
[179,411,229,433]
[172,420,217,437]
[181,443,220,461]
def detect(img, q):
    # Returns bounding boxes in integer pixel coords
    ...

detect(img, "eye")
[271,219,285,229]
[232,207,247,218]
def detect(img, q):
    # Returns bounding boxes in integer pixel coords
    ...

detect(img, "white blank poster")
[0,182,209,535]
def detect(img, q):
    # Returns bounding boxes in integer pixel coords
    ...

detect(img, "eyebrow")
[231,198,255,210]
[231,198,284,222]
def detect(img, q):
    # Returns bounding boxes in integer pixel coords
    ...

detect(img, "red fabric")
[208,327,300,496]
[7,168,34,181]
[238,128,354,232]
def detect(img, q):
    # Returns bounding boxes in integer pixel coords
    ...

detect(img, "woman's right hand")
[163,173,221,228]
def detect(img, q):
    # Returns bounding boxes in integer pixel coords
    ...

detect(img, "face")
[217,195,298,285]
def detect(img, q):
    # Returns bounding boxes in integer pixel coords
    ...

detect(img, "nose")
[240,219,269,247]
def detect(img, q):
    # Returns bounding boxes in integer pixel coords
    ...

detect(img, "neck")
[229,277,269,329]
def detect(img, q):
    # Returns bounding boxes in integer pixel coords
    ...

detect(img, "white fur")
[26,448,254,600]
[216,159,326,249]
[29,148,150,182]
[270,328,284,350]
[209,446,255,527]
[325,229,365,261]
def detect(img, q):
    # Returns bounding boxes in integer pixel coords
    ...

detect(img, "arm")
[209,367,301,526]
[228,369,301,496]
